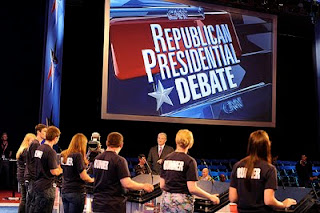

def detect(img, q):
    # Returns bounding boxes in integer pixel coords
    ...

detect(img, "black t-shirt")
[17,149,27,183]
[93,151,131,213]
[61,153,86,194]
[160,152,198,194]
[25,139,40,181]
[33,144,58,192]
[230,160,277,213]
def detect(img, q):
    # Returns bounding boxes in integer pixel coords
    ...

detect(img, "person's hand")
[157,159,163,164]
[58,165,63,174]
[88,177,94,183]
[142,157,147,163]
[283,198,297,208]
[143,183,154,193]
[209,194,220,204]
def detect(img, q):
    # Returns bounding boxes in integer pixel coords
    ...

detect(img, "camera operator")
[86,132,104,176]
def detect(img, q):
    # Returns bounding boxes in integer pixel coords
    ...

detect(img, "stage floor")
[0,190,19,213]
[0,190,20,204]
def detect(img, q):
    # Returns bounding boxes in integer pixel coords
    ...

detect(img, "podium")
[126,174,162,213]
[194,180,230,212]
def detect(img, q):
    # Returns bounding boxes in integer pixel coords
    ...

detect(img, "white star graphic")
[148,81,174,111]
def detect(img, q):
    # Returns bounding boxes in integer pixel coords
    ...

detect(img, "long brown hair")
[61,133,89,165]
[242,130,271,180]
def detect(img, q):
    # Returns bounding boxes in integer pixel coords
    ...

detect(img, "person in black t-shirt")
[60,133,94,213]
[93,132,154,213]
[160,129,220,213]
[229,130,297,213]
[16,133,36,213]
[25,124,47,213]
[29,126,63,213]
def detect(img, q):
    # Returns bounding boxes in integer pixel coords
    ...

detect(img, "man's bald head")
[202,168,209,177]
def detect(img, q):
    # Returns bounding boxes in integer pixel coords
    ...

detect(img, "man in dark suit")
[296,154,317,187]
[147,132,174,175]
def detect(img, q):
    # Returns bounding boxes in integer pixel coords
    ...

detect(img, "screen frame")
[101,0,277,127]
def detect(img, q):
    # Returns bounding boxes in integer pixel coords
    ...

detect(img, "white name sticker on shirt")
[94,159,109,170]
[163,160,184,171]
[237,167,261,179]
[61,157,73,166]
[34,150,43,159]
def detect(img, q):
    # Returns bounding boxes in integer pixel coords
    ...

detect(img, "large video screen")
[101,0,277,127]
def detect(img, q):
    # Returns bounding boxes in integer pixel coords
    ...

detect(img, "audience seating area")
[125,158,320,186]
[195,159,237,182]
[276,160,320,187]
[277,162,299,187]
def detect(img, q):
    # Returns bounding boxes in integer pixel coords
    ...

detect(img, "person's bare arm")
[160,177,165,190]
[50,165,63,176]
[120,177,154,192]
[229,187,238,203]
[187,181,220,204]
[264,189,297,209]
[80,169,94,182]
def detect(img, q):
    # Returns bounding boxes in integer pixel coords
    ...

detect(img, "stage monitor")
[101,0,277,127]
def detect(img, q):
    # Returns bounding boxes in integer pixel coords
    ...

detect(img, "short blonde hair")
[175,129,194,149]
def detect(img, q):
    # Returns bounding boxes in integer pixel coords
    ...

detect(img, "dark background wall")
[0,1,46,150]
[1,0,319,162]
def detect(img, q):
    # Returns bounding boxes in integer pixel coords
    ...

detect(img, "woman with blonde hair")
[160,129,220,212]
[60,133,94,213]
[229,130,296,212]
[16,133,36,213]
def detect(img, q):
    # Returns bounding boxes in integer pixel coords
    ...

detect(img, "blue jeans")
[62,192,86,213]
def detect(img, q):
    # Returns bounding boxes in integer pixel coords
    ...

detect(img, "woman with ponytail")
[229,130,296,212]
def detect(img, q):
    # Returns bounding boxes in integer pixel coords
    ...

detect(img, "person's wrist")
[282,202,287,209]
